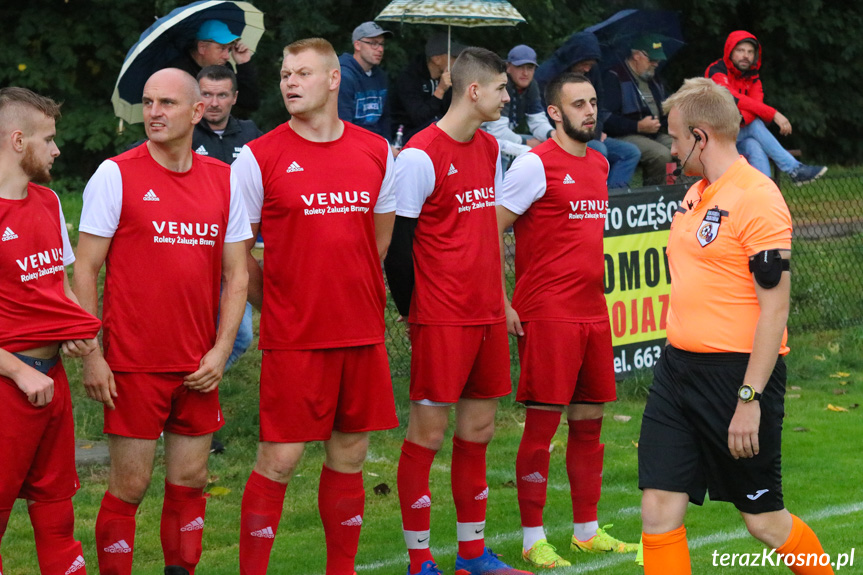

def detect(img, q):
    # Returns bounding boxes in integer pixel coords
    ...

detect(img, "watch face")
[739,386,754,401]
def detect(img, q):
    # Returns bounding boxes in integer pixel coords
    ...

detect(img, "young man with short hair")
[497,72,638,570]
[385,47,531,575]
[0,86,101,575]
[232,38,398,575]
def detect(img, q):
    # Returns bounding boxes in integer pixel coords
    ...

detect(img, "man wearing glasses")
[338,21,395,142]
[168,19,260,114]
[603,34,673,186]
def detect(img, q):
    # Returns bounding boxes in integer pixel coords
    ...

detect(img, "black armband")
[749,250,790,289]
[384,216,418,317]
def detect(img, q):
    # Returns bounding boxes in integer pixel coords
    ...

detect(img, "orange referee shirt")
[666,157,792,355]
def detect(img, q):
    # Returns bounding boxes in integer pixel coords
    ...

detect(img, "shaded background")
[2,0,861,186]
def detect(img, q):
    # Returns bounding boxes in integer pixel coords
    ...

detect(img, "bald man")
[74,68,251,575]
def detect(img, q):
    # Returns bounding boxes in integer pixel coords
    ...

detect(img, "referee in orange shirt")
[638,78,833,575]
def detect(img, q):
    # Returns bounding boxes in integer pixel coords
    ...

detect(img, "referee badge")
[696,205,728,247]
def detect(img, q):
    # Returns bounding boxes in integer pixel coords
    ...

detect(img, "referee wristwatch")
[737,384,762,403]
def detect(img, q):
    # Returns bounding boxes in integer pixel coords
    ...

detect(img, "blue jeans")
[588,137,641,189]
[224,302,253,371]
[737,118,801,177]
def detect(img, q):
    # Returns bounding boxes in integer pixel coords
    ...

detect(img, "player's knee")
[169,464,209,489]
[110,473,152,504]
[641,489,685,534]
[256,449,303,483]
[742,512,784,545]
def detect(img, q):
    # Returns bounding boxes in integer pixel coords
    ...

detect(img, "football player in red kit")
[383,47,530,575]
[74,68,251,575]
[231,38,398,575]
[0,87,101,575]
[497,73,637,569]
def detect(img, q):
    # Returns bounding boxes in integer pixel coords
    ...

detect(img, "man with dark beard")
[0,87,101,575]
[496,73,637,570]
[603,34,672,186]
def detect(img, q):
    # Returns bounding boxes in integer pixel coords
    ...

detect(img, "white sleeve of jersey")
[79,160,122,238]
[225,177,254,243]
[394,148,435,218]
[493,141,505,204]
[498,152,547,216]
[53,191,75,266]
[231,145,264,224]
[374,145,397,214]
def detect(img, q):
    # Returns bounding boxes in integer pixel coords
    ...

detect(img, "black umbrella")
[585,9,684,71]
[112,0,264,124]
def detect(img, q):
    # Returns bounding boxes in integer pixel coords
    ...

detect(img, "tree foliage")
[2,0,861,183]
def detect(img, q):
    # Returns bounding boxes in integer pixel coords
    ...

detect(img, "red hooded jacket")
[705,30,776,126]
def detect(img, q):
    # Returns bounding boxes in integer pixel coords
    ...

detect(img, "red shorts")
[104,372,224,440]
[409,322,512,403]
[1,361,79,508]
[516,320,617,405]
[259,344,398,443]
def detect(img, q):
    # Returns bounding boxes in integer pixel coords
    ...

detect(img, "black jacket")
[167,52,260,114]
[192,115,262,165]
[391,55,451,142]
[535,31,606,135]
[602,60,667,138]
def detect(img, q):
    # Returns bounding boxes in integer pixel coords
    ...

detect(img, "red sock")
[398,440,437,573]
[567,417,604,523]
[452,436,488,560]
[29,499,87,575]
[161,482,207,574]
[516,409,561,528]
[643,525,691,575]
[0,506,10,573]
[96,491,139,575]
[318,465,365,575]
[775,514,834,574]
[239,471,287,575]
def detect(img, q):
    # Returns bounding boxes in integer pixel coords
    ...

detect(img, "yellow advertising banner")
[603,186,687,374]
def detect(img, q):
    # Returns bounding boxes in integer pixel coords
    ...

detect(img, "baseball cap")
[352,21,393,43]
[425,33,466,58]
[631,34,667,61]
[507,45,538,66]
[196,20,240,44]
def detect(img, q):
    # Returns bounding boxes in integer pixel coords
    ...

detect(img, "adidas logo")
[2,227,18,241]
[195,145,209,155]
[251,526,275,539]
[341,515,363,527]
[563,174,575,184]
[104,540,132,553]
[447,163,458,176]
[65,555,86,574]
[521,472,546,483]
[411,495,431,509]
[474,487,488,501]
[143,190,160,201]
[180,516,204,531]
[286,161,304,173]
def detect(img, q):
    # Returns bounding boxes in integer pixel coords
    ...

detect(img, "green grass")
[4,327,863,574]
[7,183,857,573]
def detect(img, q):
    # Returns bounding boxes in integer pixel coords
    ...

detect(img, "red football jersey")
[499,139,609,322]
[233,121,395,350]
[395,124,505,325]
[79,144,251,372]
[0,183,101,352]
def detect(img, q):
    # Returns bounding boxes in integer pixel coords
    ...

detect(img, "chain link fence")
[384,171,863,376]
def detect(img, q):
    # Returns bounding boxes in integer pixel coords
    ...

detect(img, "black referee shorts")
[638,345,786,514]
